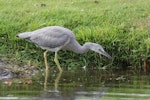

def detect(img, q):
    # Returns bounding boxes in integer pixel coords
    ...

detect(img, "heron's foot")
[44,67,49,90]
[54,71,62,90]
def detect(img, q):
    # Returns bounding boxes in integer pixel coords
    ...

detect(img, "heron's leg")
[54,52,63,72]
[44,50,49,71]
[54,72,62,91]
[44,50,49,87]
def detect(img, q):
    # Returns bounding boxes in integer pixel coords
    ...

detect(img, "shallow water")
[0,68,150,100]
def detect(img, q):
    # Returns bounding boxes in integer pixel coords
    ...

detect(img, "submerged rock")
[0,69,16,80]
[0,60,41,80]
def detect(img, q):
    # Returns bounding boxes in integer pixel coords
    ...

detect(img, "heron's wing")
[29,33,70,48]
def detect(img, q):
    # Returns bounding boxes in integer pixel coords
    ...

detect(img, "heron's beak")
[98,50,112,59]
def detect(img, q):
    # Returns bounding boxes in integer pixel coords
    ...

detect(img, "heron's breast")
[40,46,62,52]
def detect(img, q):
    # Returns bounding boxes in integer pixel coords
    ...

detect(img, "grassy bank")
[0,0,149,71]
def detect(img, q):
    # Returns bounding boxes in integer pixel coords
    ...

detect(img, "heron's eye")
[98,49,104,52]
[98,49,101,51]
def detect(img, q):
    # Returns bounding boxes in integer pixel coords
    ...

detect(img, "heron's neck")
[63,39,92,54]
[73,42,92,54]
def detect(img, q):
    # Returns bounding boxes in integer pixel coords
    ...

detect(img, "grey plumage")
[18,26,75,52]
[18,26,112,72]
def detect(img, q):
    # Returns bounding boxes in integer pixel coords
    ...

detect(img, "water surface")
[0,68,150,100]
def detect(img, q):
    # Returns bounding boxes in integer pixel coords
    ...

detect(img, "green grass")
[0,0,150,71]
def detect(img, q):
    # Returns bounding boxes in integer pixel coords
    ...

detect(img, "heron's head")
[88,43,112,59]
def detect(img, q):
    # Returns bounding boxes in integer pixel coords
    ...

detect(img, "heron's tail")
[17,32,32,39]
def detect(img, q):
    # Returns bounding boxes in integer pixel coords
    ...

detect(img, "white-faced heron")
[17,26,112,72]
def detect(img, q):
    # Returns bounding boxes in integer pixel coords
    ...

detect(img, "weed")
[0,0,149,71]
